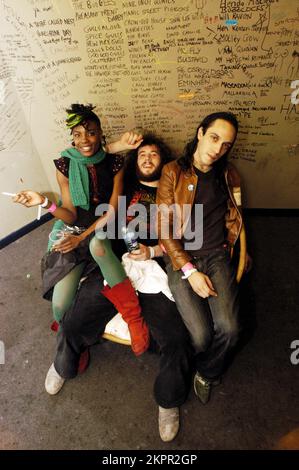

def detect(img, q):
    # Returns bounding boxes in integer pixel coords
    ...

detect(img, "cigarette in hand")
[1,192,17,196]
[2,191,41,221]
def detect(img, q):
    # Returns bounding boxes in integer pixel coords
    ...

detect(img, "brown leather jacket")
[156,160,243,271]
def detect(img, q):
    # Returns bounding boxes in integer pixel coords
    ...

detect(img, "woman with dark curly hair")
[13,104,150,359]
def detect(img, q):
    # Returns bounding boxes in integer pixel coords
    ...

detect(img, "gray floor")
[0,215,298,450]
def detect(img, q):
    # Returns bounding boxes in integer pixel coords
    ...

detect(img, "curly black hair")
[65,103,101,130]
[123,133,174,190]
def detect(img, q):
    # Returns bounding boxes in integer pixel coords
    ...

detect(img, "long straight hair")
[177,112,239,179]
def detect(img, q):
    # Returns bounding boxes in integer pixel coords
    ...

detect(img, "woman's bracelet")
[40,196,49,208]
[47,202,57,213]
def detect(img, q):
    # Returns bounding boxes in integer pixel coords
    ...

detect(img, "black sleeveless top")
[54,154,124,227]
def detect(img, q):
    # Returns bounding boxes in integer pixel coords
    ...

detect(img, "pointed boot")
[101,278,150,356]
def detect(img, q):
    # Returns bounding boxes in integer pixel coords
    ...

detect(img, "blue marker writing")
[225,19,238,26]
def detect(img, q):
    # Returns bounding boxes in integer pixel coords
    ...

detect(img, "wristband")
[148,246,155,259]
[181,268,197,280]
[47,202,57,213]
[181,262,195,274]
[40,196,48,208]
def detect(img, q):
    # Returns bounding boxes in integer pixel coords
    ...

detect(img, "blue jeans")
[166,248,240,380]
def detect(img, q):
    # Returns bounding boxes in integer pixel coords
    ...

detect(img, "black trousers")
[54,269,192,408]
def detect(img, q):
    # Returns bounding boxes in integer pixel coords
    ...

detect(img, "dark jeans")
[139,292,192,408]
[54,273,116,378]
[166,248,240,381]
[54,269,192,408]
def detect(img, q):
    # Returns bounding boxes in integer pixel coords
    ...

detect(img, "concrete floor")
[0,215,298,450]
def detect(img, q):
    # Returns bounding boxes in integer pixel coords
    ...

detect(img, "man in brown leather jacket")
[157,112,245,408]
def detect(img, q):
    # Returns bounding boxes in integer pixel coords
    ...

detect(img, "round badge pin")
[188,184,194,191]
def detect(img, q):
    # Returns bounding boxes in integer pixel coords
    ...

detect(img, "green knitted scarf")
[61,147,106,210]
